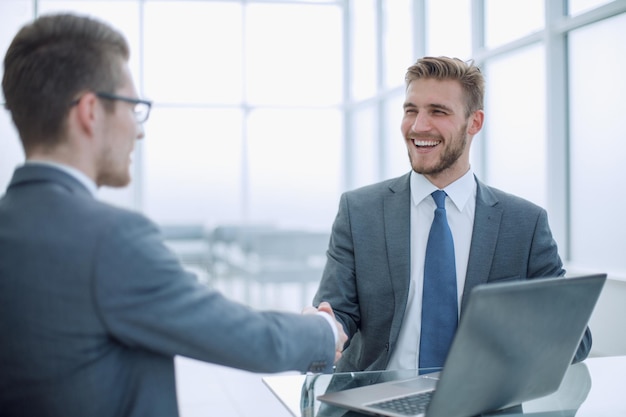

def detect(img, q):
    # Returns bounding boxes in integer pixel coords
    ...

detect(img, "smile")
[413,139,441,147]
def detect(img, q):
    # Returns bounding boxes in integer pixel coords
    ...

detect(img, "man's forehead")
[404,79,464,106]
[117,64,138,94]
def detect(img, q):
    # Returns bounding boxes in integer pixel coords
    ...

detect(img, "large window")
[473,0,626,282]
[568,12,626,275]
[483,45,547,208]
[2,0,626,281]
[1,0,343,232]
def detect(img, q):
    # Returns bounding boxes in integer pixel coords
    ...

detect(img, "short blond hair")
[405,56,484,117]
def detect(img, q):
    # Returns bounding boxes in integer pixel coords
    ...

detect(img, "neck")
[26,145,97,184]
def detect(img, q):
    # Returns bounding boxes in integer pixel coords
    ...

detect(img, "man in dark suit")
[313,56,591,373]
[0,13,347,417]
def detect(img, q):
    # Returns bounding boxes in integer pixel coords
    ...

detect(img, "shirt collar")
[410,168,476,211]
[24,160,98,197]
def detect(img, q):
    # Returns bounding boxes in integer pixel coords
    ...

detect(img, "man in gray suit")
[0,13,347,417]
[313,56,591,373]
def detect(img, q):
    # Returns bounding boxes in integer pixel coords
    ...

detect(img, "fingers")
[316,301,334,317]
[303,301,349,364]
[334,323,348,362]
[301,305,317,315]
[317,302,348,363]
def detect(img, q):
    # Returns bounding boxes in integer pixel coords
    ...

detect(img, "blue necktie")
[419,190,458,372]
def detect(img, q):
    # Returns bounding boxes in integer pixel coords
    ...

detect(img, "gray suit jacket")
[313,172,591,372]
[0,165,335,417]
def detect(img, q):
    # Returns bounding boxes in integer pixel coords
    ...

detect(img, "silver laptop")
[317,274,606,417]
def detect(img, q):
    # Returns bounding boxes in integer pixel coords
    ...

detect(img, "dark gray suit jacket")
[0,165,335,417]
[313,172,591,372]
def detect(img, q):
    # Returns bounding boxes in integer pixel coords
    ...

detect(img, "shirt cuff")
[316,311,339,345]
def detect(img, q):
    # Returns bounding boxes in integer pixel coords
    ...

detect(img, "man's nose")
[411,112,431,132]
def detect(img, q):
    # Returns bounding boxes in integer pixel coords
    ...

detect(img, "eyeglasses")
[95,92,152,123]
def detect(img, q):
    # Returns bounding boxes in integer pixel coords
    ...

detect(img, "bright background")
[2,0,626,358]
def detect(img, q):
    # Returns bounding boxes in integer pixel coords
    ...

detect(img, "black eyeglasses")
[95,92,152,123]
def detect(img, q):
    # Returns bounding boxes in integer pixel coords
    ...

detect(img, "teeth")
[413,139,440,147]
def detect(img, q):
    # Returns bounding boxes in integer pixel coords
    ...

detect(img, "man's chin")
[411,164,445,176]
[98,174,132,188]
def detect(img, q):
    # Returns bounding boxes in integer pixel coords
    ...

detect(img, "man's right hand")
[316,301,348,363]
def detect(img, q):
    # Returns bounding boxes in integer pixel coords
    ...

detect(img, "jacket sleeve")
[313,192,359,340]
[93,211,336,374]
[530,209,591,363]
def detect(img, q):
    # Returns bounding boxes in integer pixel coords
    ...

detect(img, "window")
[484,0,544,48]
[2,0,626,281]
[483,46,547,208]
[568,12,626,275]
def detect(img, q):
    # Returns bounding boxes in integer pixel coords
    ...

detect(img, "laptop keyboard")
[368,391,434,416]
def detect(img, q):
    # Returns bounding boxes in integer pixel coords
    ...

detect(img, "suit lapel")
[383,174,412,340]
[461,177,502,312]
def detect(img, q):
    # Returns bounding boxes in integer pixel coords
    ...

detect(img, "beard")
[96,144,132,188]
[409,125,468,176]
[97,166,131,188]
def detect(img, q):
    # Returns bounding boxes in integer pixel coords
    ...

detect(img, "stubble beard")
[409,127,468,176]
[96,144,132,188]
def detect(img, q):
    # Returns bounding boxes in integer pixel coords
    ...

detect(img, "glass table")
[262,356,626,417]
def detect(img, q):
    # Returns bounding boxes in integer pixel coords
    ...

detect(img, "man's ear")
[72,92,99,136]
[467,109,484,135]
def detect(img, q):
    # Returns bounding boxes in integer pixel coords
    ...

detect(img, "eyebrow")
[403,102,454,113]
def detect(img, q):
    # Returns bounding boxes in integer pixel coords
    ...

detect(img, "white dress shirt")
[386,169,476,370]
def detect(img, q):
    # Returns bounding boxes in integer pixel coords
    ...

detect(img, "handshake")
[302,301,349,363]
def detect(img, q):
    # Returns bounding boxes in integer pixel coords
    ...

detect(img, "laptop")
[317,274,606,417]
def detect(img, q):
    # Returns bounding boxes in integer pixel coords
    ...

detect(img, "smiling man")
[312,56,591,373]
[402,76,482,188]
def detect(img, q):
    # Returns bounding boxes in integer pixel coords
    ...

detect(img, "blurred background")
[1,0,625,359]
